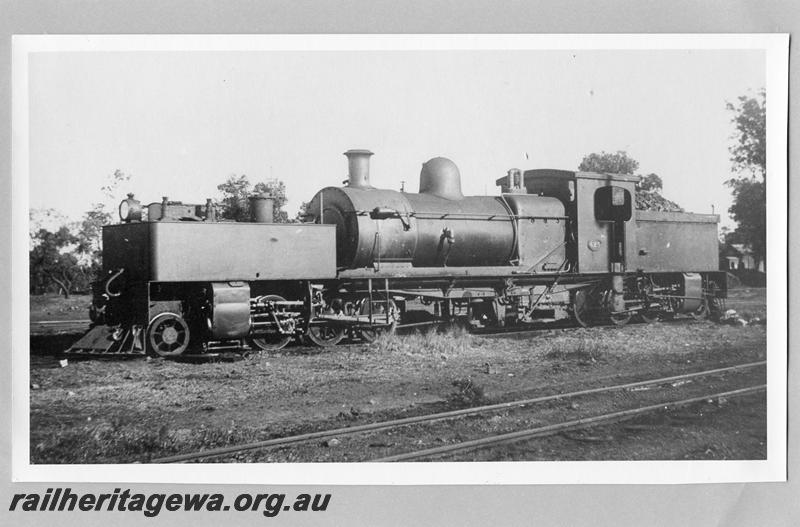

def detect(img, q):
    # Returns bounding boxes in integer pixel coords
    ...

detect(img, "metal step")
[65,325,146,356]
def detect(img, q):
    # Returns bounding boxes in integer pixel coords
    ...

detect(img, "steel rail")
[152,360,765,464]
[374,384,766,462]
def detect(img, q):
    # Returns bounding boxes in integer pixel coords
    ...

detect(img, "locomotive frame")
[68,150,727,356]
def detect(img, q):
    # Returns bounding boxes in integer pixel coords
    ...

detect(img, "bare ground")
[28,288,768,463]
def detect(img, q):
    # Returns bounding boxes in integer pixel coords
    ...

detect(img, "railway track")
[376,385,765,461]
[152,360,766,464]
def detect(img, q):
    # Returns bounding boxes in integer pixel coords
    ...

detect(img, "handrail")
[104,268,125,297]
[356,209,568,222]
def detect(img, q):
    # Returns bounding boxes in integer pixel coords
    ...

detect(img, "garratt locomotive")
[68,150,726,356]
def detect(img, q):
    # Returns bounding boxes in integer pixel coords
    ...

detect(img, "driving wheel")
[306,325,345,347]
[572,288,596,328]
[602,289,631,326]
[249,295,293,351]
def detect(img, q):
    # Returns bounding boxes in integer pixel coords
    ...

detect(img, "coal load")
[635,190,684,212]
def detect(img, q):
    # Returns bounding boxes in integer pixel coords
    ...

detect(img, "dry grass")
[366,325,478,358]
[31,416,273,463]
[30,317,767,463]
[29,294,92,322]
[448,378,487,407]
[544,338,610,363]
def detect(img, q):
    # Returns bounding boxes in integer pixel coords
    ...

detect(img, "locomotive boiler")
[68,149,727,357]
[307,151,566,271]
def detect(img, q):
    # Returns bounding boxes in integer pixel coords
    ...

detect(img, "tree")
[727,179,766,269]
[29,208,69,246]
[217,175,291,222]
[725,90,766,269]
[727,89,766,181]
[578,151,639,175]
[577,151,682,212]
[217,174,251,221]
[76,204,111,261]
[29,169,131,296]
[295,201,311,222]
[76,169,131,269]
[637,173,663,193]
[29,226,89,298]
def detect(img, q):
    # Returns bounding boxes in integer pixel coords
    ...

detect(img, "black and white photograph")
[12,34,786,488]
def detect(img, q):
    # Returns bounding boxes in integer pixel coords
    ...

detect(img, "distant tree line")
[577,151,683,212]
[724,89,766,270]
[215,175,291,223]
[29,169,130,297]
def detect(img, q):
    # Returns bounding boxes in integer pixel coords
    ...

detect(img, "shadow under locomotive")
[67,150,726,358]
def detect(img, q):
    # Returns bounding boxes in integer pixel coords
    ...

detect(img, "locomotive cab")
[501,169,640,273]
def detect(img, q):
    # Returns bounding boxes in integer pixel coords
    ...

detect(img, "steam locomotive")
[68,150,726,356]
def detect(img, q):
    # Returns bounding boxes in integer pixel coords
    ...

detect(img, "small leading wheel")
[305,300,346,347]
[608,311,632,326]
[706,282,723,320]
[660,310,677,321]
[357,325,395,343]
[637,308,661,324]
[147,312,190,357]
[249,295,293,351]
[306,325,345,347]
[250,334,292,351]
[356,298,398,343]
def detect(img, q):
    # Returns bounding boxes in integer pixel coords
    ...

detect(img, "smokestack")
[344,149,374,189]
[249,193,274,223]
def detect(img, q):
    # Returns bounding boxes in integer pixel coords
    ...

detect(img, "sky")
[27,47,764,229]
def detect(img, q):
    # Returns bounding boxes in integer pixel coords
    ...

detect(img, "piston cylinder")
[680,272,703,313]
[207,282,251,338]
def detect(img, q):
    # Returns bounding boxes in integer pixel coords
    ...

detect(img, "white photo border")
[11,33,789,484]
